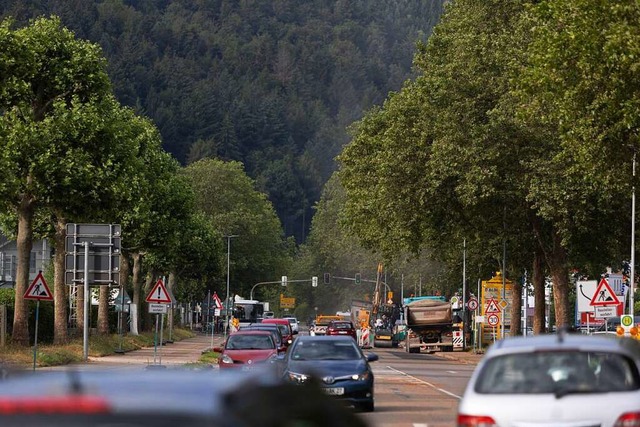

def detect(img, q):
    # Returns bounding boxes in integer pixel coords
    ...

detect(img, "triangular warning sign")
[212,292,223,309]
[24,272,53,301]
[484,298,501,314]
[146,279,172,303]
[590,278,620,306]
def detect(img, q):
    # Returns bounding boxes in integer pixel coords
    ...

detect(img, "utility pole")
[223,235,238,344]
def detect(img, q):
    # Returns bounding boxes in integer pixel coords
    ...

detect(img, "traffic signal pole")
[250,278,318,300]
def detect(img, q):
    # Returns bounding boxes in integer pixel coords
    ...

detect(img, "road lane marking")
[447,370,457,374]
[413,424,429,427]
[386,366,462,400]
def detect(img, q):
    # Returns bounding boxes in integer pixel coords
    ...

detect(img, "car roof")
[229,330,273,336]
[242,324,281,333]
[294,335,356,342]
[261,318,289,324]
[485,332,640,360]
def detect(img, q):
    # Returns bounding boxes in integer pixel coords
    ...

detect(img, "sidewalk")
[89,332,225,368]
[33,332,226,371]
[435,348,485,365]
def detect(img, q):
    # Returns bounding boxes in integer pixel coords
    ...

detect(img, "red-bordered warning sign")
[146,279,172,303]
[212,292,223,309]
[24,271,53,301]
[590,278,620,306]
[484,298,501,314]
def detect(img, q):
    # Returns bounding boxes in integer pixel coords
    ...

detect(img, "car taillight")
[615,412,640,427]
[0,396,110,414]
[457,414,497,427]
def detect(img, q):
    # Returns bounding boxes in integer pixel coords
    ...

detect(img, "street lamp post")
[223,235,238,344]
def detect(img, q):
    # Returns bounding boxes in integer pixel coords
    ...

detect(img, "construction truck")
[309,314,342,336]
[403,296,455,353]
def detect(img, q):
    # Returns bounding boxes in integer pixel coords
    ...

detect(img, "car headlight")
[286,371,309,383]
[351,371,371,381]
[220,354,234,364]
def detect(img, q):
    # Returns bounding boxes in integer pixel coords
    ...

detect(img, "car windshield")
[475,351,640,396]
[226,335,274,350]
[291,341,360,361]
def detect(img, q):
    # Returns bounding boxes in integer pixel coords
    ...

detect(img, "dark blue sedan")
[281,335,378,412]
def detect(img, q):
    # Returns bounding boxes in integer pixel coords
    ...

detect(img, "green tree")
[182,159,292,300]
[0,17,121,345]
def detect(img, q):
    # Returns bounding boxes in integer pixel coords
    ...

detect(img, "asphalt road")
[359,346,479,427]
[37,331,483,426]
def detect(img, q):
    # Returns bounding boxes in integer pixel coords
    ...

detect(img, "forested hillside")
[0,0,445,241]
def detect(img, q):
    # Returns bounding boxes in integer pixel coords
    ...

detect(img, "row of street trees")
[0,17,291,345]
[338,0,640,330]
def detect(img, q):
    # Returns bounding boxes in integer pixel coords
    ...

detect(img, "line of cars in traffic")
[214,315,377,412]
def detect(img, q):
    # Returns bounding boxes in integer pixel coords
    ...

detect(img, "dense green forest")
[0,0,445,242]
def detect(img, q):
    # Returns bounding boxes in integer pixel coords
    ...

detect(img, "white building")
[0,235,52,289]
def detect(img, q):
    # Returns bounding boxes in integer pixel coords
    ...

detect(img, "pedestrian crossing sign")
[24,271,53,301]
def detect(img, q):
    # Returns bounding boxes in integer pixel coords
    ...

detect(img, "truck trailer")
[403,297,455,353]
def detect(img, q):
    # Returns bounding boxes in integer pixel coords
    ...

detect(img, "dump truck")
[403,296,455,353]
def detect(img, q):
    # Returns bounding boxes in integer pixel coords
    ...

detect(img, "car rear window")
[292,341,360,361]
[227,335,275,350]
[475,351,640,395]
[331,322,353,329]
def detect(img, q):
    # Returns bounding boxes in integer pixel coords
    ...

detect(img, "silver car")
[458,330,640,427]
[284,316,300,333]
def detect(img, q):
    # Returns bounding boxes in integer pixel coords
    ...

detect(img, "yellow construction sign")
[481,271,513,341]
[280,294,295,309]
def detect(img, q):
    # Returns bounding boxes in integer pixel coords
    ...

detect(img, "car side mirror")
[213,347,223,353]
[293,330,298,335]
[366,353,379,362]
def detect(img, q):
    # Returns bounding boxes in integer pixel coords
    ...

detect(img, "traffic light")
[355,273,361,284]
[312,276,318,287]
[323,272,330,284]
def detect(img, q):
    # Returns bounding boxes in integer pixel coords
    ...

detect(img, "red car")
[261,318,295,347]
[214,330,278,369]
[326,320,357,340]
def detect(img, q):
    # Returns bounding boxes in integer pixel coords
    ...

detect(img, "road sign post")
[24,271,53,371]
[145,278,173,368]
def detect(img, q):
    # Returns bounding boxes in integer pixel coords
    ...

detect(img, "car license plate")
[323,387,344,396]
[377,336,390,340]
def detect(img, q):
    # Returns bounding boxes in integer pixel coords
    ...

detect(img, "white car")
[284,316,299,333]
[457,331,640,427]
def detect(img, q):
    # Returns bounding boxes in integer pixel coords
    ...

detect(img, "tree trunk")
[546,231,571,329]
[510,273,522,336]
[97,286,109,334]
[532,248,546,334]
[142,271,156,332]
[12,199,35,346]
[131,252,142,335]
[168,271,176,333]
[119,253,131,289]
[53,216,68,344]
[119,253,131,332]
[76,283,85,331]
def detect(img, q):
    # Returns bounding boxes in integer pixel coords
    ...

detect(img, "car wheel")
[359,400,374,412]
